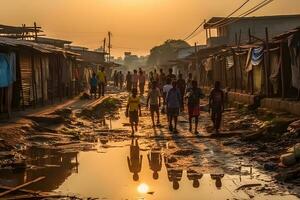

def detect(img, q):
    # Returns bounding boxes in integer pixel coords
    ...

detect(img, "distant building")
[204,14,300,47]
[36,37,72,48]
[66,45,106,66]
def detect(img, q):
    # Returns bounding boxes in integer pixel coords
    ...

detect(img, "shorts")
[188,105,200,117]
[129,111,139,123]
[150,105,159,113]
[167,107,179,117]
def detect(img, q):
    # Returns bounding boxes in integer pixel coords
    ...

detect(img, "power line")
[183,20,206,41]
[206,0,251,26]
[215,0,275,28]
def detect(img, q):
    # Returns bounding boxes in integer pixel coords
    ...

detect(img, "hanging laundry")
[245,48,253,72]
[9,52,16,82]
[269,50,281,94]
[203,57,213,71]
[226,56,234,69]
[0,53,11,88]
[288,32,300,89]
[251,46,264,66]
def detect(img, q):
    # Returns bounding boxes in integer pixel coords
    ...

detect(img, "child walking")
[147,81,161,127]
[186,80,204,134]
[90,72,98,98]
[126,88,142,136]
[209,81,224,134]
[166,81,181,133]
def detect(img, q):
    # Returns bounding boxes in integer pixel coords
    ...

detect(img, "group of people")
[127,138,224,190]
[90,67,107,98]
[113,71,125,90]
[126,68,225,135]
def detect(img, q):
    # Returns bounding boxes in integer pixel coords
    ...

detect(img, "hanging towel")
[251,46,264,66]
[0,53,11,88]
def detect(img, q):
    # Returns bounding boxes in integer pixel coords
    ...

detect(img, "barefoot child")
[166,81,181,133]
[186,80,204,134]
[90,72,98,98]
[126,88,142,135]
[209,81,224,134]
[147,81,161,127]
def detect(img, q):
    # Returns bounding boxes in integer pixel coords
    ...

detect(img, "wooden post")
[31,52,37,107]
[233,50,237,92]
[280,42,285,99]
[195,43,199,82]
[265,27,270,97]
[40,56,44,105]
[34,22,38,41]
[238,29,243,92]
[205,20,208,41]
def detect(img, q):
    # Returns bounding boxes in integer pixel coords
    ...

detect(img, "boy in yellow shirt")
[126,88,142,136]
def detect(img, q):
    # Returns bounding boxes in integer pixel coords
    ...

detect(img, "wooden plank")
[0,177,45,197]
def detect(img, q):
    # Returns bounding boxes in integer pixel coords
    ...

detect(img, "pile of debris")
[78,97,121,120]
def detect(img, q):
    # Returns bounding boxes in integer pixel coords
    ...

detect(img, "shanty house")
[204,14,300,47]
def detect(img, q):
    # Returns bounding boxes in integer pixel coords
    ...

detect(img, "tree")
[147,39,190,66]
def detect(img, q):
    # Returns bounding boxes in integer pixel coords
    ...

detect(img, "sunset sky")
[0,0,300,57]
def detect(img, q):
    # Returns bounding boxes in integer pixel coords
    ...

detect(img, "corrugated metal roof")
[0,37,79,56]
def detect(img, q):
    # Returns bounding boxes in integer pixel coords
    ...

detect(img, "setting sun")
[137,183,149,194]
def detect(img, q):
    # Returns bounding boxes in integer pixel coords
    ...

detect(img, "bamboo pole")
[0,177,45,197]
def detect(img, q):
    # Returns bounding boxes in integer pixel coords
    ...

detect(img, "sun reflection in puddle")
[137,183,149,194]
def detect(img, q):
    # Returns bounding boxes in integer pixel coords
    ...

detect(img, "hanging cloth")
[203,57,213,71]
[288,33,300,89]
[269,50,280,94]
[0,53,11,88]
[226,56,234,69]
[251,46,264,66]
[9,52,16,82]
[245,48,253,72]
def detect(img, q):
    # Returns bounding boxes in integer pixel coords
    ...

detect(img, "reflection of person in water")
[164,156,183,190]
[127,139,143,181]
[187,169,203,188]
[210,174,224,189]
[147,149,162,180]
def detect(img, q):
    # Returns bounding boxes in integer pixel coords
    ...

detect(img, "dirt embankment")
[219,105,300,183]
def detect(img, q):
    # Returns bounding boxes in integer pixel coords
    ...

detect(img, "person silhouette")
[187,169,203,188]
[147,149,162,180]
[164,156,183,190]
[210,174,224,189]
[127,139,143,181]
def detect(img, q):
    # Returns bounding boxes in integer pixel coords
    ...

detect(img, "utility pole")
[108,31,112,62]
[34,22,38,41]
[103,38,106,53]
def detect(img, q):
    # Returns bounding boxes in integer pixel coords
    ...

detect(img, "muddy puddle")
[0,139,298,200]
